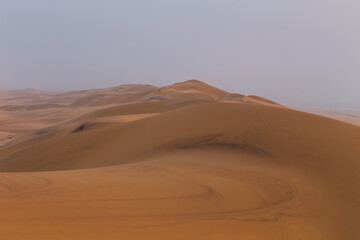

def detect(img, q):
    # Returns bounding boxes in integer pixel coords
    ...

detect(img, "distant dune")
[0,80,359,240]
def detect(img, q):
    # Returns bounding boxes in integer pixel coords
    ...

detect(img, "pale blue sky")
[1,0,359,108]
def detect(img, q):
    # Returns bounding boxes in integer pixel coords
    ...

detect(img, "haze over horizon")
[1,0,359,108]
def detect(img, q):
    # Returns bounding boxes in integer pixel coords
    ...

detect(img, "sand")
[0,80,359,239]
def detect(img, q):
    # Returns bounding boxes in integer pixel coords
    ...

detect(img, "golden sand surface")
[0,80,359,239]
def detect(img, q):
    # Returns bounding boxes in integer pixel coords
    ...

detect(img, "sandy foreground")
[0,80,359,239]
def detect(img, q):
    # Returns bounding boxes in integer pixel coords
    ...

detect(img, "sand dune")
[0,80,359,239]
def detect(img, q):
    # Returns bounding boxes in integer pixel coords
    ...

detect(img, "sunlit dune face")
[0,81,359,240]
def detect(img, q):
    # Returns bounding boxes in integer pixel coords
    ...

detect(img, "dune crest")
[0,80,359,239]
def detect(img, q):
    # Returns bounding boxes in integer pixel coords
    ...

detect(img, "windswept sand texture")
[0,80,359,239]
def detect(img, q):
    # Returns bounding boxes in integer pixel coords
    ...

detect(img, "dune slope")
[0,101,359,239]
[0,81,359,240]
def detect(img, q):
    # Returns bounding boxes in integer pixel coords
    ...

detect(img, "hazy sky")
[1,0,359,108]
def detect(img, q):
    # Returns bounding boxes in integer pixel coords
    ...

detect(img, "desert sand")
[0,80,359,239]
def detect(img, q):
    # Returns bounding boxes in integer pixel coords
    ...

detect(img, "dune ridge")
[0,80,359,239]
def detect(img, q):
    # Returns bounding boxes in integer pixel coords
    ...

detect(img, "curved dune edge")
[0,100,360,239]
[0,102,359,172]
